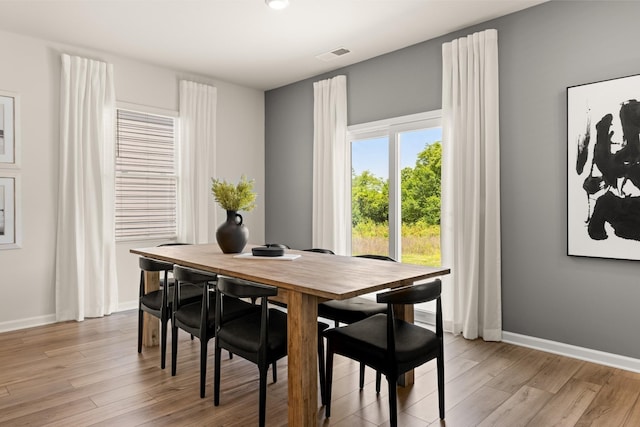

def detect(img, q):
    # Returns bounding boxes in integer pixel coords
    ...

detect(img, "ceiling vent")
[316,47,351,62]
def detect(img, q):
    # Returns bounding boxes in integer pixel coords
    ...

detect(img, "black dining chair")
[324,279,445,427]
[314,253,395,392]
[137,253,202,369]
[137,242,195,368]
[213,276,329,427]
[171,265,259,398]
[138,257,174,369]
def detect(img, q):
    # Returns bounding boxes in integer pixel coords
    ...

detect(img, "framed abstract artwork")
[0,90,19,167]
[567,74,640,260]
[0,174,21,249]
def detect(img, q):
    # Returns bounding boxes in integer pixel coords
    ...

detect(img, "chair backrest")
[214,277,278,358]
[355,254,396,262]
[377,279,443,357]
[216,276,278,300]
[173,265,217,284]
[377,279,441,305]
[303,248,335,254]
[172,265,217,324]
[139,257,173,272]
[139,257,175,301]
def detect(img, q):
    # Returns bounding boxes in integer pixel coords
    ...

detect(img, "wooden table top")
[131,244,450,300]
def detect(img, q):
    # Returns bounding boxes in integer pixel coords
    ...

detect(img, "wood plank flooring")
[0,309,638,426]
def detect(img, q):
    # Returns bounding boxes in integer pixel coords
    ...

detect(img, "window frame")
[347,110,442,259]
[347,110,442,318]
[114,102,179,242]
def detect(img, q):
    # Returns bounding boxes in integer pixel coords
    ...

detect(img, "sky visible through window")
[352,127,442,178]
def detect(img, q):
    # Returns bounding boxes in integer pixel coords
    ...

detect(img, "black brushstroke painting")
[580,99,640,241]
[576,118,590,175]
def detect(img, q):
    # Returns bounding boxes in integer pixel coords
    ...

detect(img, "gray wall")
[264,1,640,359]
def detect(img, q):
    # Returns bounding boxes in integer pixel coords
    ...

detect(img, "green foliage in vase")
[211,175,257,212]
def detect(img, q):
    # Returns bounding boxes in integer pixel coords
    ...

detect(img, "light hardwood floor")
[0,309,638,426]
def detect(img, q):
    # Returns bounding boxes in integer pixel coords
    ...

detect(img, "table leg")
[287,290,319,426]
[394,303,415,387]
[143,270,160,347]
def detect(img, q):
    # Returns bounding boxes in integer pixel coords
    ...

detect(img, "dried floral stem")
[211,175,257,212]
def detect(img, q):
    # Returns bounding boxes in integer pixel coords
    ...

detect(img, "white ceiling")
[0,0,547,90]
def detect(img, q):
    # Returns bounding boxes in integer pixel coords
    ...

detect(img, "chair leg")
[200,339,208,398]
[272,361,277,383]
[214,345,222,406]
[171,325,178,376]
[359,362,365,389]
[259,366,268,427]
[318,336,327,405]
[160,317,168,369]
[325,344,334,418]
[137,309,143,354]
[375,370,382,394]
[387,375,398,427]
[437,353,445,419]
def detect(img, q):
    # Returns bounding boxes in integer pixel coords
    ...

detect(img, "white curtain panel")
[441,29,502,341]
[178,80,217,244]
[55,54,118,321]
[312,75,348,255]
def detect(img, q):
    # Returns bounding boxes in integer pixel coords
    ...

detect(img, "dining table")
[131,243,450,426]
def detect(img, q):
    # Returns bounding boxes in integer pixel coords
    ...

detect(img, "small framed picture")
[0,174,22,249]
[0,90,20,167]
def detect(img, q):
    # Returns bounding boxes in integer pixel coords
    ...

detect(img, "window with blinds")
[115,108,177,240]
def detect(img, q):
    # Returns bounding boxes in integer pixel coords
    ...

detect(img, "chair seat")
[217,308,288,356]
[140,281,202,311]
[217,309,330,357]
[324,314,439,365]
[174,295,258,330]
[319,297,386,324]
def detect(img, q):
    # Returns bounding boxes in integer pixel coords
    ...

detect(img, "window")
[349,111,442,266]
[115,106,177,240]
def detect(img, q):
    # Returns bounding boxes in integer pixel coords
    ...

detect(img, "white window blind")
[115,108,177,240]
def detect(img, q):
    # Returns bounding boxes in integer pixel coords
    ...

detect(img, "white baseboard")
[118,300,138,312]
[0,314,57,333]
[415,308,436,326]
[414,312,640,373]
[0,302,139,334]
[502,331,640,373]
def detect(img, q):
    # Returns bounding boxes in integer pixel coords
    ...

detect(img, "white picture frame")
[0,90,20,167]
[567,74,640,261]
[0,173,22,249]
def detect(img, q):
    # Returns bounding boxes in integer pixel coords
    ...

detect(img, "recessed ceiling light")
[265,0,289,10]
